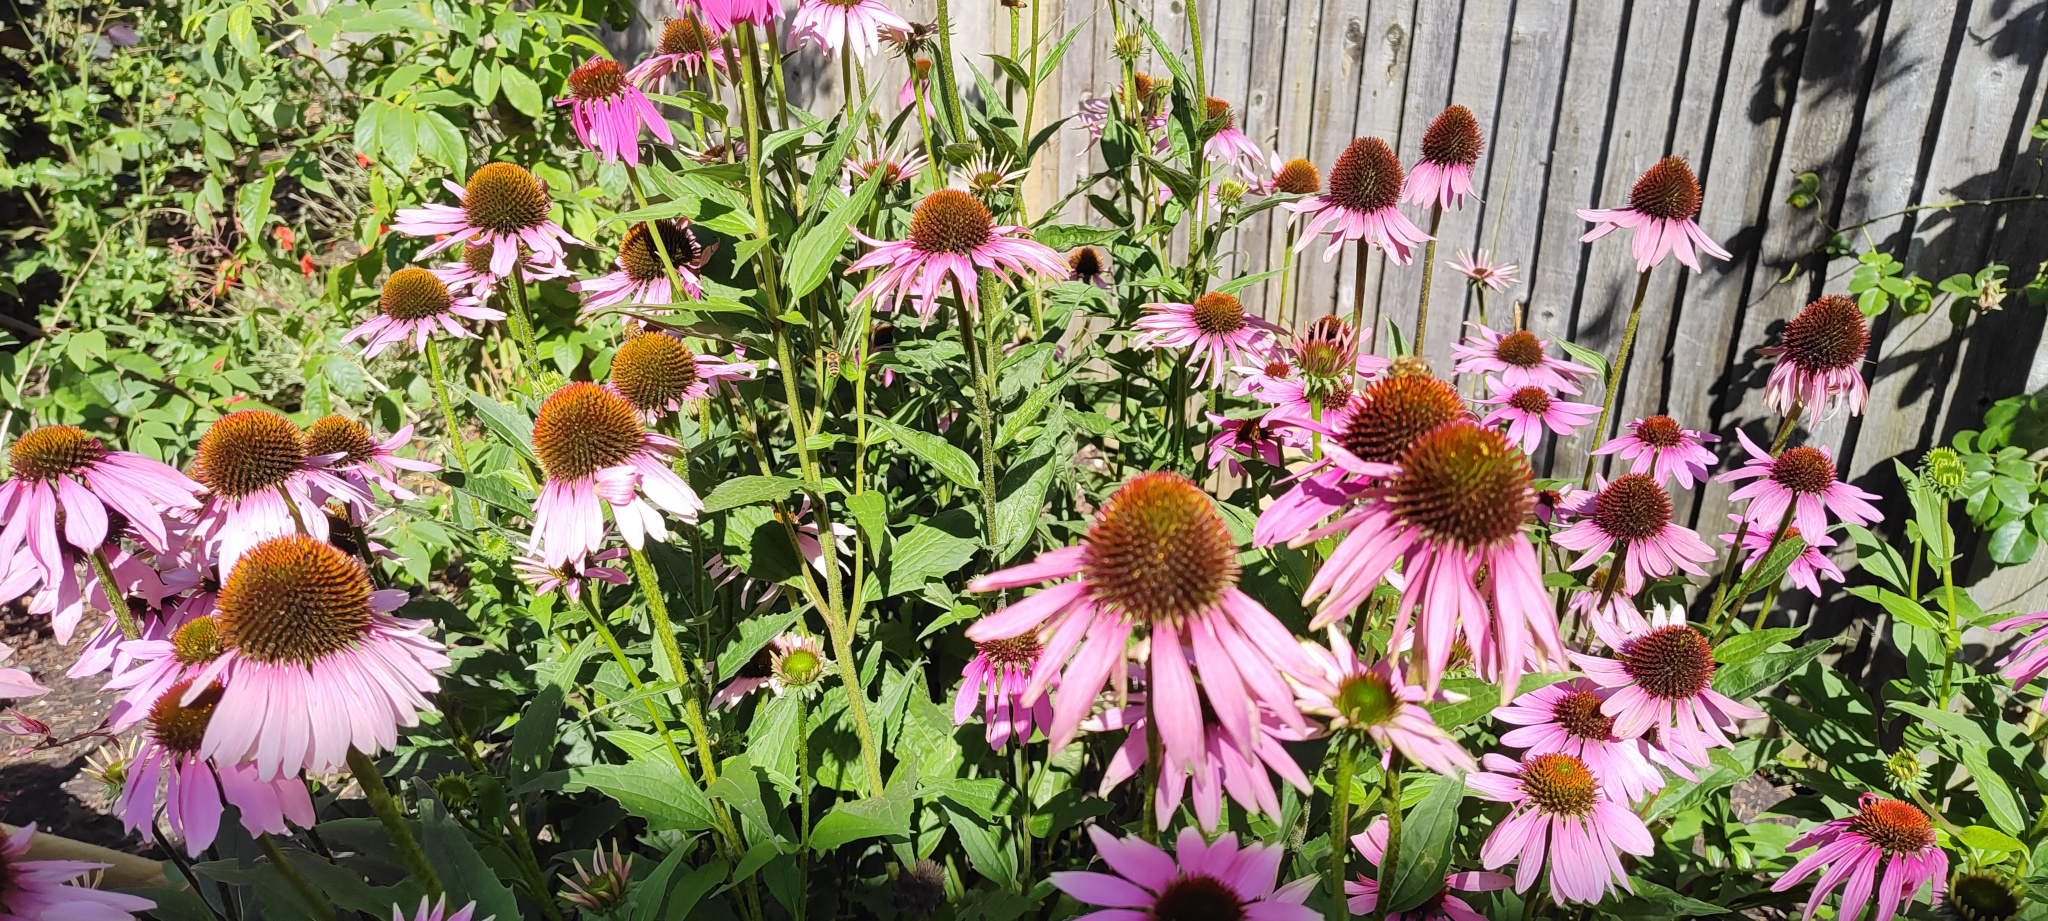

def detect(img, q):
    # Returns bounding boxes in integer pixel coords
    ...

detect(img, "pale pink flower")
[102,609,224,733]
[0,424,201,584]
[792,0,908,60]
[0,824,156,919]
[1477,381,1599,454]
[1449,325,1593,395]
[1589,415,1719,489]
[1448,250,1517,291]
[429,239,575,299]
[1492,678,1671,805]
[1199,98,1265,178]
[1566,578,1650,650]
[850,190,1065,320]
[1239,316,1391,430]
[0,644,47,700]
[1577,156,1731,273]
[1204,413,1293,476]
[844,143,929,193]
[1717,430,1881,539]
[390,162,581,275]
[1991,610,2048,711]
[1466,751,1653,904]
[116,678,316,856]
[1570,605,1764,769]
[0,520,177,645]
[304,416,440,510]
[345,268,503,358]
[557,56,674,165]
[526,383,702,569]
[687,0,780,32]
[1552,474,1716,595]
[1049,827,1318,921]
[1346,817,1511,921]
[1758,293,1870,418]
[1295,633,1474,775]
[1770,794,1947,921]
[188,410,369,577]
[1071,94,1107,146]
[954,636,1054,750]
[1285,137,1433,264]
[897,69,937,119]
[627,19,727,90]
[573,219,715,313]
[393,897,488,921]
[712,633,826,709]
[606,331,756,422]
[515,548,630,602]
[1717,515,1844,595]
[1404,105,1482,211]
[1132,292,1281,388]
[1092,698,1315,832]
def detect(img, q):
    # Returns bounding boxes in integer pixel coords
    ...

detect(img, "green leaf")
[1605,880,1728,917]
[1846,524,1911,591]
[1959,825,2026,853]
[498,64,544,117]
[715,609,803,682]
[660,860,729,921]
[1379,771,1463,913]
[845,491,888,554]
[1845,585,1939,631]
[416,110,466,174]
[509,685,563,786]
[808,790,913,851]
[701,475,804,513]
[785,172,884,300]
[1710,639,1831,701]
[1030,223,1119,251]
[1734,533,1808,600]
[1713,627,1804,666]
[1555,337,1610,386]
[885,523,978,597]
[458,386,537,462]
[565,760,718,832]
[419,799,521,921]
[863,414,979,490]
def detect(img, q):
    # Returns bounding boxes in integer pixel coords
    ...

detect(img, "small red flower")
[299,254,316,277]
[356,151,372,168]
[273,226,296,251]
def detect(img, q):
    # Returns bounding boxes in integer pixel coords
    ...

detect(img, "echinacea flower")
[1589,415,1718,489]
[0,424,202,581]
[1204,413,1291,476]
[515,547,630,602]
[189,410,368,575]
[1570,604,1763,769]
[526,383,702,568]
[1271,157,1320,196]
[1449,326,1593,395]
[1404,105,1482,211]
[1991,610,2048,710]
[429,239,573,299]
[0,644,46,700]
[1449,250,1517,292]
[1466,751,1653,904]
[115,679,317,856]
[793,0,909,61]
[1492,678,1670,805]
[186,535,449,779]
[965,472,1317,788]
[1477,381,1600,453]
[391,162,580,274]
[1285,136,1433,264]
[392,897,487,921]
[898,60,937,119]
[849,189,1066,320]
[1295,633,1473,775]
[560,841,633,915]
[1717,431,1881,539]
[954,635,1054,750]
[1073,93,1109,146]
[1049,827,1318,921]
[960,152,1030,197]
[1717,516,1844,595]
[1067,247,1112,289]
[1770,794,1948,921]
[1200,97,1265,178]
[1552,474,1716,595]
[345,268,503,359]
[558,56,674,166]
[1578,155,1732,273]
[1346,817,1511,920]
[304,415,439,509]
[103,614,226,733]
[845,143,929,192]
[0,824,156,920]
[574,219,715,314]
[606,330,755,421]
[627,19,726,89]
[1132,292,1282,388]
[688,0,780,32]
[714,634,826,708]
[1093,697,1315,831]
[1758,293,1870,418]
[1241,316,1391,429]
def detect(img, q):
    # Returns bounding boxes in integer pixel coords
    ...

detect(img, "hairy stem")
[1328,740,1354,921]
[1414,206,1443,352]
[1583,268,1652,486]
[1371,758,1404,921]
[87,547,138,639]
[347,748,444,898]
[257,834,337,921]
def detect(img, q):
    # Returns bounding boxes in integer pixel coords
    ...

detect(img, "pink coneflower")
[845,143,929,193]
[1717,515,1844,595]
[1578,156,1731,273]
[627,19,726,89]
[0,824,156,919]
[185,535,448,779]
[1449,325,1594,395]
[1242,316,1392,428]
[1717,431,1881,539]
[1448,250,1517,291]
[1991,610,2048,710]
[103,614,226,733]
[1477,380,1599,453]
[1571,605,1763,769]
[965,472,1317,788]
[1552,474,1715,595]
[1492,678,1670,805]
[1404,105,1482,211]
[1204,413,1291,476]
[1566,573,1651,648]
[692,0,780,31]
[1284,422,1563,692]
[0,423,201,578]
[391,162,580,274]
[1073,93,1109,146]
[793,0,908,60]
[849,189,1066,320]
[1264,371,1469,535]
[393,897,485,921]
[1295,633,1474,775]
[1050,827,1318,921]
[898,60,937,119]
[189,410,367,576]
[1758,294,1870,418]
[954,635,1053,750]
[116,679,316,856]
[346,268,502,359]
[574,219,715,314]
[1770,794,1948,921]
[1200,98,1265,178]
[1066,247,1112,290]
[304,416,439,509]
[515,547,630,602]
[0,531,176,646]
[1285,136,1433,264]
[1466,751,1653,904]
[557,56,674,166]
[1589,415,1718,489]
[1346,817,1511,921]
[1271,157,1321,196]
[1132,292,1282,388]
[429,239,573,299]
[606,330,755,422]
[526,383,702,569]
[0,644,46,699]
[560,841,633,915]
[712,634,826,709]
[1093,698,1315,831]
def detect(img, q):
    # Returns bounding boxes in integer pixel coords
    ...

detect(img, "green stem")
[1348,238,1369,357]
[1711,504,1795,644]
[1185,0,1206,102]
[1414,206,1442,352]
[1704,406,1803,631]
[1328,741,1354,921]
[1583,268,1652,487]
[87,547,138,639]
[1014,741,1034,891]
[426,339,481,525]
[818,599,886,797]
[347,748,443,899]
[507,271,541,374]
[1371,758,1403,921]
[950,283,1000,554]
[505,813,568,921]
[795,692,810,921]
[257,834,337,921]
[930,0,968,139]
[626,165,695,300]
[581,581,695,783]
[1278,226,1299,331]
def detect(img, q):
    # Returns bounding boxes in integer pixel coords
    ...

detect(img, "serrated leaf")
[885,522,978,597]
[701,475,803,513]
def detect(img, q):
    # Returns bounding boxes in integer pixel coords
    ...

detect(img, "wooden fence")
[614,0,2048,633]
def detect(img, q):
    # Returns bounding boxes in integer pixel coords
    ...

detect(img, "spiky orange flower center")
[609,333,701,413]
[1262,359,1294,380]
[1492,330,1545,368]
[8,425,104,481]
[1628,156,1702,221]
[148,680,225,754]
[1190,292,1246,336]
[908,189,993,255]
[1421,105,1482,166]
[1519,752,1599,816]
[619,220,702,283]
[1389,423,1532,548]
[1634,415,1683,448]
[1851,798,1935,854]
[1771,446,1837,495]
[1067,247,1106,279]
[660,18,712,55]
[1325,137,1405,214]
[462,163,551,236]
[1297,315,1357,379]
[1274,158,1321,195]
[568,57,626,100]
[1150,875,1246,921]
[195,410,305,499]
[1335,671,1401,727]
[1780,294,1869,372]
[1619,624,1715,699]
[1594,473,1672,542]
[304,415,377,466]
[1505,386,1552,415]
[531,383,644,481]
[1080,472,1239,626]
[1552,688,1615,740]
[976,635,1041,671]
[1130,72,1160,104]
[216,535,374,666]
[379,268,453,322]
[1341,375,1465,464]
[1203,96,1234,130]
[170,615,226,667]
